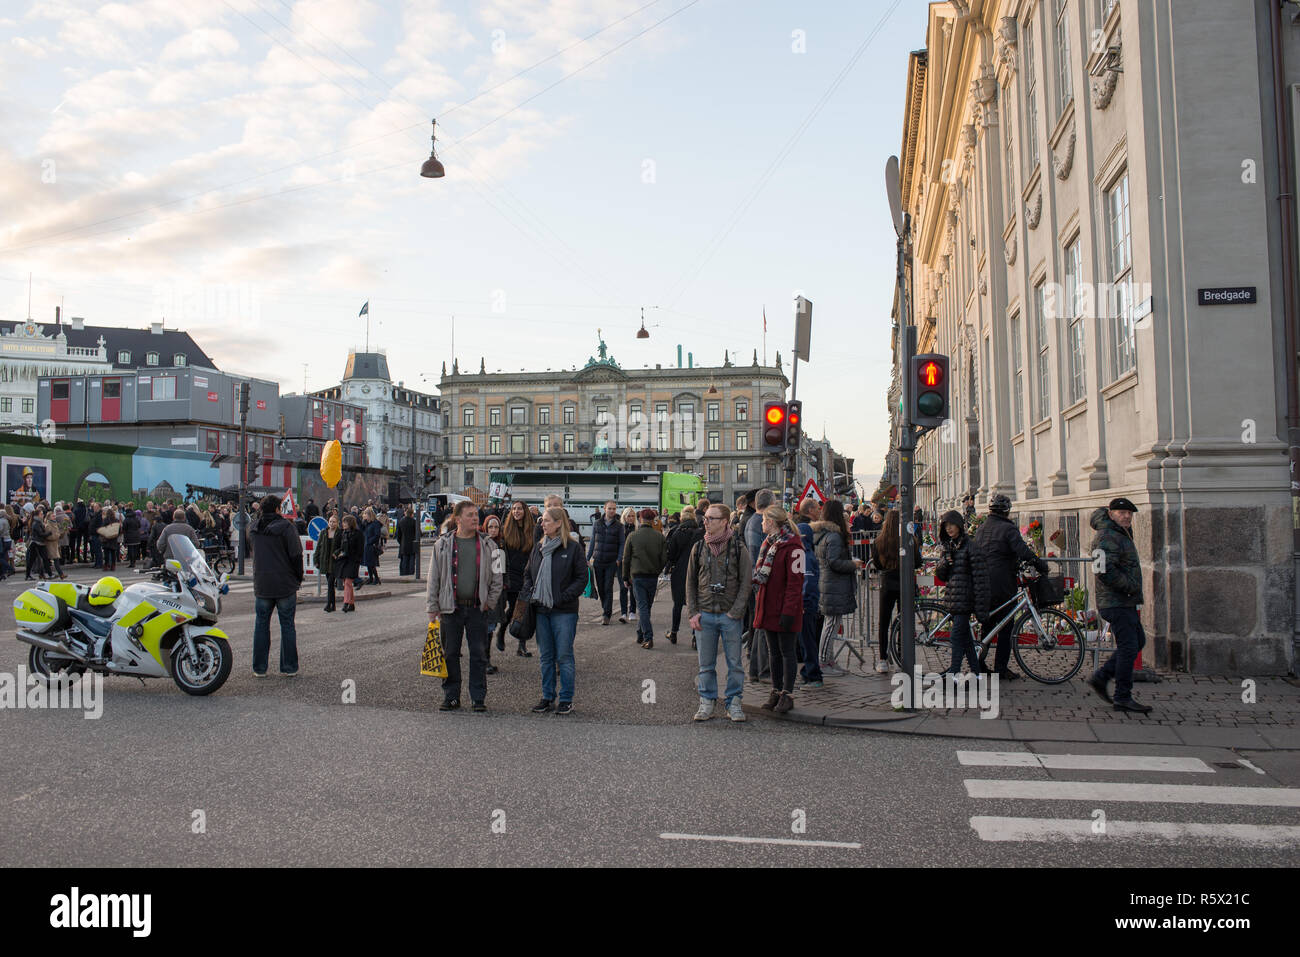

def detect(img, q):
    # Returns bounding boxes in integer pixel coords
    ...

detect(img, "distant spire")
[752,349,759,366]
[441,360,447,377]
[479,357,486,375]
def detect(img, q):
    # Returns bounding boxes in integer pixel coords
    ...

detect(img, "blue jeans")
[253,595,298,674]
[697,612,745,704]
[946,613,979,674]
[632,576,657,641]
[535,609,577,702]
[799,597,823,681]
[1098,607,1146,703]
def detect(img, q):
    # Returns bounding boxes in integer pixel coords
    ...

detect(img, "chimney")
[688,352,693,369]
[70,316,85,330]
[150,320,163,335]
[54,306,60,325]
[677,344,682,368]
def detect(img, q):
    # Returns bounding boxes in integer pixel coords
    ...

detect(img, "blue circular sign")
[308,516,328,541]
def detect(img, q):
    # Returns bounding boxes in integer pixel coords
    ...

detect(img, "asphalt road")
[1,569,1297,867]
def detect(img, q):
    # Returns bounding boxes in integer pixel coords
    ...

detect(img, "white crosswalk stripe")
[959,748,1300,847]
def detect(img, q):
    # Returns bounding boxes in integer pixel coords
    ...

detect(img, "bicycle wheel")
[1011,606,1086,684]
[889,600,953,675]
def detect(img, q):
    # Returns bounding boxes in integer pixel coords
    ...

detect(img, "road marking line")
[957,751,1213,773]
[964,779,1300,806]
[659,832,861,849]
[970,816,1300,845]
[1238,758,1267,776]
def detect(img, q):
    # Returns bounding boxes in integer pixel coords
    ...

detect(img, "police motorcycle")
[13,535,234,695]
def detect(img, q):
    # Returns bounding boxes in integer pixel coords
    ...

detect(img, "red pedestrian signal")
[920,360,943,388]
[908,353,949,431]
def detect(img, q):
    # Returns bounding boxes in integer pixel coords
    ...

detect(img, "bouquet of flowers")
[1021,519,1044,553]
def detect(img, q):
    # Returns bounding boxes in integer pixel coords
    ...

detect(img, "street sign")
[301,536,316,578]
[307,516,327,541]
[797,478,826,510]
[281,488,298,519]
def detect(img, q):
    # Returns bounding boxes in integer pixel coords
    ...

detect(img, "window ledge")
[1012,431,1026,446]
[1032,417,1053,435]
[1050,98,1076,148]
[1101,370,1138,400]
[1062,397,1088,421]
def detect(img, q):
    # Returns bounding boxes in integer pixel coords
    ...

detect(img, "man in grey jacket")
[687,503,753,722]
[426,500,504,712]
[744,489,774,679]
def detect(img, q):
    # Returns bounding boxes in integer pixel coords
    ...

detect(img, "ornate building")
[437,333,790,505]
[1,318,112,432]
[888,0,1294,672]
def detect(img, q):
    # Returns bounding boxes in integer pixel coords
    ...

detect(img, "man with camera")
[686,503,753,722]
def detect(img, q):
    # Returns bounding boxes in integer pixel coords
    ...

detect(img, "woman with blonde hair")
[752,504,805,714]
[618,506,638,622]
[522,506,588,715]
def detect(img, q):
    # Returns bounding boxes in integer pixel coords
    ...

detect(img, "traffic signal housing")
[423,464,436,485]
[245,449,261,486]
[785,399,803,452]
[762,402,788,453]
[909,353,949,431]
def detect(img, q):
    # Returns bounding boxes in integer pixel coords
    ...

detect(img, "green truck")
[487,469,707,535]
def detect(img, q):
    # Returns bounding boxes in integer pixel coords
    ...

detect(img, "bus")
[487,470,706,536]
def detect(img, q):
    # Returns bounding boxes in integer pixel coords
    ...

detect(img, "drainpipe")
[1267,0,1300,674]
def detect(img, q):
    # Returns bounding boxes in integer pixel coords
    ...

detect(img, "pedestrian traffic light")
[909,353,949,430]
[245,450,260,486]
[762,402,788,453]
[785,399,802,451]
[423,464,436,485]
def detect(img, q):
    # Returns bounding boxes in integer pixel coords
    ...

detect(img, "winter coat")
[250,512,304,600]
[396,516,420,556]
[622,525,666,580]
[362,519,383,567]
[521,536,588,614]
[122,512,141,545]
[333,527,364,581]
[665,518,703,606]
[72,502,88,531]
[586,516,627,566]
[871,529,921,591]
[797,520,821,605]
[685,531,753,619]
[501,541,531,595]
[1089,507,1144,609]
[934,510,991,619]
[972,512,1048,605]
[812,521,858,617]
[743,511,766,567]
[314,528,339,577]
[753,535,805,634]
[46,514,67,558]
[426,532,504,617]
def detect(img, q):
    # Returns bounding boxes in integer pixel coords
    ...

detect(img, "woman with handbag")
[315,513,340,612]
[498,501,535,658]
[334,513,364,612]
[522,506,587,716]
[99,507,121,572]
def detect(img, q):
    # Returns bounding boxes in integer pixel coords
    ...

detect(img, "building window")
[563,433,574,453]
[538,434,550,454]
[1107,170,1136,378]
[708,464,721,484]
[596,406,609,425]
[174,353,187,367]
[630,431,643,452]
[1035,281,1051,421]
[736,463,749,484]
[464,435,475,455]
[538,406,550,425]
[146,352,159,366]
[679,402,694,423]
[629,403,642,425]
[655,402,668,423]
[1064,238,1086,404]
[509,406,526,425]
[655,431,667,451]
[103,380,121,400]
[0,398,10,413]
[1004,116,1016,221]
[463,405,476,427]
[464,468,474,487]
[1024,13,1039,170]
[489,435,501,455]
[205,430,220,452]
[563,406,575,425]
[982,336,991,430]
[1054,0,1073,116]
[52,381,69,400]
[707,430,720,452]
[117,350,131,364]
[735,400,748,420]
[489,407,501,427]
[707,401,720,421]
[1011,312,1025,434]
[735,429,748,451]
[766,464,777,484]
[144,375,177,400]
[510,434,526,454]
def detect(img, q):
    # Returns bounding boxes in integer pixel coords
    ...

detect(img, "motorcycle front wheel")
[171,635,233,696]
[27,643,87,679]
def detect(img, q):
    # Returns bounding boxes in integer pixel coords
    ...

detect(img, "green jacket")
[1088,507,1143,609]
[314,528,338,576]
[622,525,666,580]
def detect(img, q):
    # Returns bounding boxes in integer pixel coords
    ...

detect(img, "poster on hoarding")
[2,456,51,509]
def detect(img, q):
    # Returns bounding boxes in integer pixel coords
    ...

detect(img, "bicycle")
[888,562,1085,684]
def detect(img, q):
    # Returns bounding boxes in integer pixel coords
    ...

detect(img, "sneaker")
[802,679,824,689]
[281,670,299,678]
[554,701,574,716]
[252,670,267,679]
[618,614,627,623]
[531,698,554,714]
[471,701,487,712]
[693,698,715,721]
[726,699,747,722]
[438,699,460,711]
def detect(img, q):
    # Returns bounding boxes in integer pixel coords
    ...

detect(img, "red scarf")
[704,522,732,557]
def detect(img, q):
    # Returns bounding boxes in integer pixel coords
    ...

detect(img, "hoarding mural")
[3,456,50,508]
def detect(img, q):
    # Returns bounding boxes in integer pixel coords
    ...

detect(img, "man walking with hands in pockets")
[687,503,753,722]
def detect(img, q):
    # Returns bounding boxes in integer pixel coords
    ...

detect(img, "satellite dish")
[885,155,903,237]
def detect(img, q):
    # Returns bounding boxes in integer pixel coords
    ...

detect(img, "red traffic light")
[788,411,800,425]
[919,360,943,387]
[765,405,785,425]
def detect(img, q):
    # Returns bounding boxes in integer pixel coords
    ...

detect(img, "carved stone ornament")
[1004,233,1017,266]
[1053,124,1077,181]
[978,272,988,296]
[1091,66,1119,110]
[1025,187,1043,229]
[947,207,959,231]
[971,65,999,130]
[950,0,972,21]
[995,17,1018,81]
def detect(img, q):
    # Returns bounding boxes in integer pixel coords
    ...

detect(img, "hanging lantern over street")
[320,439,342,488]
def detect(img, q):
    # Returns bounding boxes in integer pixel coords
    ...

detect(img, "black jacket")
[334,527,364,580]
[251,512,304,600]
[871,528,921,591]
[72,502,88,531]
[665,519,703,606]
[501,541,531,594]
[122,513,141,545]
[522,537,588,614]
[934,511,990,619]
[1089,507,1143,608]
[396,516,420,556]
[971,513,1048,603]
[587,516,627,565]
[812,521,858,616]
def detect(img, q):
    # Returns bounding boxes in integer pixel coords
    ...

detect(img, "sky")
[0,0,932,489]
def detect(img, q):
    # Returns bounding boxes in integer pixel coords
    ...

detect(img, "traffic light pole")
[784,352,799,509]
[896,219,917,707]
[236,382,249,576]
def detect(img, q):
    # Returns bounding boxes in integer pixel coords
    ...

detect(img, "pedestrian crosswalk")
[957,748,1300,847]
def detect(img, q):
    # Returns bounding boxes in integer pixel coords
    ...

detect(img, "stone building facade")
[888,0,1294,672]
[436,337,790,505]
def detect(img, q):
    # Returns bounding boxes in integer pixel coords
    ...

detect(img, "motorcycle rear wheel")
[171,635,232,696]
[27,643,86,679]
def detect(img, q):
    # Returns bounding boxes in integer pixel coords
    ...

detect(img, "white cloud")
[11,35,49,58]
[160,27,240,63]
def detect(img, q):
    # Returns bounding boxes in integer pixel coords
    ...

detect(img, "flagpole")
[763,305,767,366]
[366,300,370,353]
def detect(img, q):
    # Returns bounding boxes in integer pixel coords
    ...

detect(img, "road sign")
[307,516,328,541]
[301,536,316,578]
[797,478,826,510]
[281,488,298,519]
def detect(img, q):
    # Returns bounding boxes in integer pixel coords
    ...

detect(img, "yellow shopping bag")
[420,620,448,678]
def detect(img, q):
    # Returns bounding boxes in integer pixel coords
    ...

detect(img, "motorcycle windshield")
[169,534,217,583]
